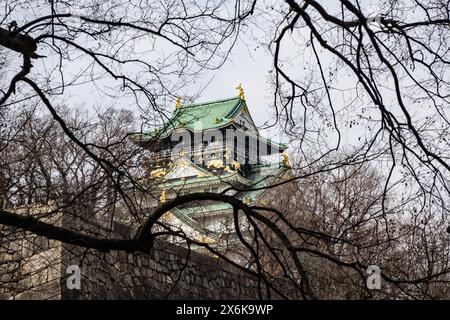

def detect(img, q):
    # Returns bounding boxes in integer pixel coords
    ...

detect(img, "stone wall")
[1,218,295,300]
[60,240,268,300]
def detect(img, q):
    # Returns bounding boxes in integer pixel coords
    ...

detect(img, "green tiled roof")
[241,163,288,201]
[139,95,287,150]
[182,203,233,218]
[175,163,289,218]
[155,171,252,190]
[170,207,219,237]
[142,96,243,140]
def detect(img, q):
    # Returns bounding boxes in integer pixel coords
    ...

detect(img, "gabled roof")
[164,158,211,180]
[156,170,252,191]
[142,96,244,140]
[174,163,289,218]
[139,95,287,150]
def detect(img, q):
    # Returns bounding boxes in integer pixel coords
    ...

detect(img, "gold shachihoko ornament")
[207,159,224,169]
[236,83,245,100]
[281,151,290,167]
[160,190,167,203]
[175,97,181,110]
[150,168,166,179]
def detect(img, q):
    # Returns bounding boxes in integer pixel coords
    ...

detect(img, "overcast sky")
[191,37,273,128]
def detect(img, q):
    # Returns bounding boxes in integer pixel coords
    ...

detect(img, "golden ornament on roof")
[207,159,224,169]
[236,83,245,100]
[160,190,167,203]
[175,96,181,110]
[232,161,240,172]
[162,212,174,222]
[150,168,166,179]
[281,151,290,167]
[195,234,215,244]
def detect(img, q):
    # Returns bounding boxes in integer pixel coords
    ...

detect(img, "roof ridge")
[179,96,241,109]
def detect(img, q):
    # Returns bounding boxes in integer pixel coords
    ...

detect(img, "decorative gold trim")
[281,151,290,168]
[242,196,251,205]
[162,211,174,222]
[195,234,216,244]
[160,190,167,203]
[206,159,224,169]
[150,168,166,179]
[232,161,240,172]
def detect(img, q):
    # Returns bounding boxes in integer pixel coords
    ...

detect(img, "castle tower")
[138,88,289,255]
